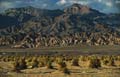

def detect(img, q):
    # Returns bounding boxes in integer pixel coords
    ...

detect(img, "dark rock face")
[0,14,20,29]
[0,4,120,48]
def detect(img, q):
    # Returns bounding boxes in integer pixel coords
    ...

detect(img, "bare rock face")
[64,4,90,14]
[11,31,120,48]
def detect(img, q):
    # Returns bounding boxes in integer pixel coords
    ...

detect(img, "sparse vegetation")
[0,55,120,68]
[0,54,120,76]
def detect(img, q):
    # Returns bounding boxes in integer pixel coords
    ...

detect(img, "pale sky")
[0,0,120,13]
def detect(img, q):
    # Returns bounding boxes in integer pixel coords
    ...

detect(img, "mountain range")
[0,4,120,48]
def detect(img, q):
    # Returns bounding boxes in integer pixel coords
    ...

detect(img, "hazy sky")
[0,0,120,13]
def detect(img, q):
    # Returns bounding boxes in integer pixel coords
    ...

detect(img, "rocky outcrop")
[64,4,90,14]
[10,32,120,48]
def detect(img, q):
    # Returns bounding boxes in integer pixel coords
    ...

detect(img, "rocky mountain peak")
[64,3,90,14]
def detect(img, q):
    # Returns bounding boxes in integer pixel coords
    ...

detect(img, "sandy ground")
[0,62,120,77]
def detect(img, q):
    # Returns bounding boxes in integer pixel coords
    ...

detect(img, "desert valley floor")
[0,45,120,77]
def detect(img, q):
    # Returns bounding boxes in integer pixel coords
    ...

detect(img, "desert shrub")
[1,57,5,62]
[60,67,70,74]
[18,58,27,69]
[109,59,115,66]
[103,59,115,66]
[30,58,39,68]
[13,61,20,72]
[25,57,32,63]
[57,61,70,74]
[79,56,89,61]
[102,55,115,66]
[117,56,120,60]
[3,56,10,62]
[102,59,109,65]
[38,61,45,67]
[71,58,79,66]
[38,60,47,67]
[41,57,49,65]
[46,60,53,69]
[88,58,101,68]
